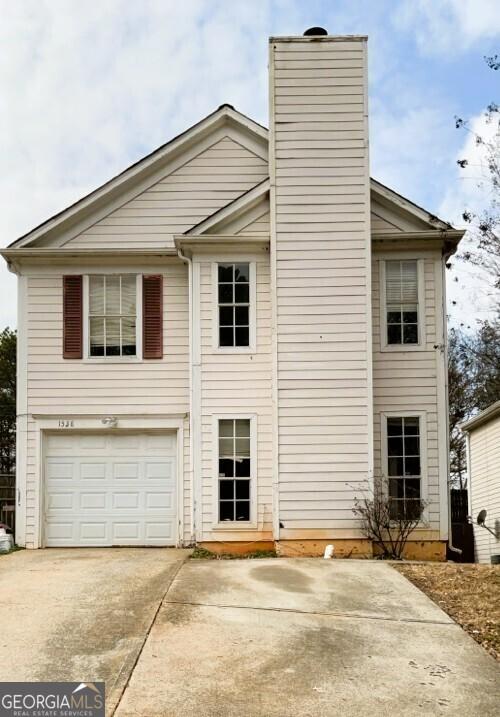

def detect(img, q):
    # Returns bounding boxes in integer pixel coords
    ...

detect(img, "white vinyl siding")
[271,37,371,531]
[22,259,191,547]
[468,416,500,563]
[198,254,272,540]
[237,210,270,236]
[372,252,442,531]
[67,137,268,250]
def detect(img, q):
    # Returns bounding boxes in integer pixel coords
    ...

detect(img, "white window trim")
[211,260,257,354]
[83,273,143,363]
[211,413,258,530]
[380,410,429,525]
[379,258,426,352]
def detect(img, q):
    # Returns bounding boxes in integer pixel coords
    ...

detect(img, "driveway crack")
[163,599,457,626]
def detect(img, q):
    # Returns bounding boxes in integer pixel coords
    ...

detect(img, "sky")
[1,0,499,331]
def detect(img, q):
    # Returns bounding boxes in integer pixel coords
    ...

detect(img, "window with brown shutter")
[142,275,163,359]
[63,275,83,359]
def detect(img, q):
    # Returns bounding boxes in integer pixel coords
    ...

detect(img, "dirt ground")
[394,563,500,661]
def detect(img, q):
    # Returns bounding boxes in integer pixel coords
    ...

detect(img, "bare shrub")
[352,477,428,560]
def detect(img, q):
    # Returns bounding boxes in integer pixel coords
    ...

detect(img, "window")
[88,275,137,357]
[385,260,419,345]
[217,263,250,347]
[218,419,251,522]
[387,416,422,520]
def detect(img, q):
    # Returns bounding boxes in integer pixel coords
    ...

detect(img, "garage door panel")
[80,492,107,510]
[146,491,172,509]
[112,492,140,509]
[113,522,140,540]
[46,522,74,542]
[47,492,74,510]
[81,462,108,480]
[80,522,108,541]
[46,459,74,480]
[146,461,173,480]
[44,431,177,547]
[113,463,140,480]
[145,521,174,540]
[79,435,107,449]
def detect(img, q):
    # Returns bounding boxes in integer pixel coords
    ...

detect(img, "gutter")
[176,246,196,544]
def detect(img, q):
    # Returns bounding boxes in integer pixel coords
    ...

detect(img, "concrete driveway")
[0,547,189,714]
[116,558,500,717]
[1,553,499,716]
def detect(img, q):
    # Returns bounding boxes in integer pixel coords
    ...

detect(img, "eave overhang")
[174,234,269,256]
[1,248,178,273]
[460,400,500,433]
[372,229,465,255]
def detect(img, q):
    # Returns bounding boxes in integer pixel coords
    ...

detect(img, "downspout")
[442,250,462,556]
[177,246,195,543]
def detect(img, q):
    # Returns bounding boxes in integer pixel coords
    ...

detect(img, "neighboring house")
[1,29,464,558]
[461,401,500,564]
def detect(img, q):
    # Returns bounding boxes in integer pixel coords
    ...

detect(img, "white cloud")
[370,99,453,208]
[1,0,497,333]
[395,0,500,54]
[0,0,278,330]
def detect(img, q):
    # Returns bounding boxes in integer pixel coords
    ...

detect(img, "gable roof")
[8,105,268,250]
[186,179,270,235]
[370,179,453,232]
[5,104,460,251]
[460,400,500,433]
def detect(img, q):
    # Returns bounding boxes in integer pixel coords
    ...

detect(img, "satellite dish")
[477,509,487,525]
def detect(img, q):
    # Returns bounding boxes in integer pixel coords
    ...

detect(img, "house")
[1,29,464,558]
[461,401,500,564]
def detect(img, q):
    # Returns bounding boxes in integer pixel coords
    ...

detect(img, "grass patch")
[190,546,277,560]
[394,563,500,661]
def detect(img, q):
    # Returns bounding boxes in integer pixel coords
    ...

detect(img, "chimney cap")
[303,27,328,36]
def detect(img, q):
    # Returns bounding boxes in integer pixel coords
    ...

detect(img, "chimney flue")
[303,26,328,36]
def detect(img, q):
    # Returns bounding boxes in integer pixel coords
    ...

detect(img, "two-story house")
[2,29,463,558]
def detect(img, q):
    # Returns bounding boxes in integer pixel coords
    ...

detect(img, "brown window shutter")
[143,275,163,359]
[63,275,83,359]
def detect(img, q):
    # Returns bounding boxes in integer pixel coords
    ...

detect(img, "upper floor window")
[218,263,250,347]
[387,416,421,520]
[88,275,137,357]
[385,260,419,345]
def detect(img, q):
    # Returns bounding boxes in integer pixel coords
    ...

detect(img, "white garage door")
[44,432,177,547]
